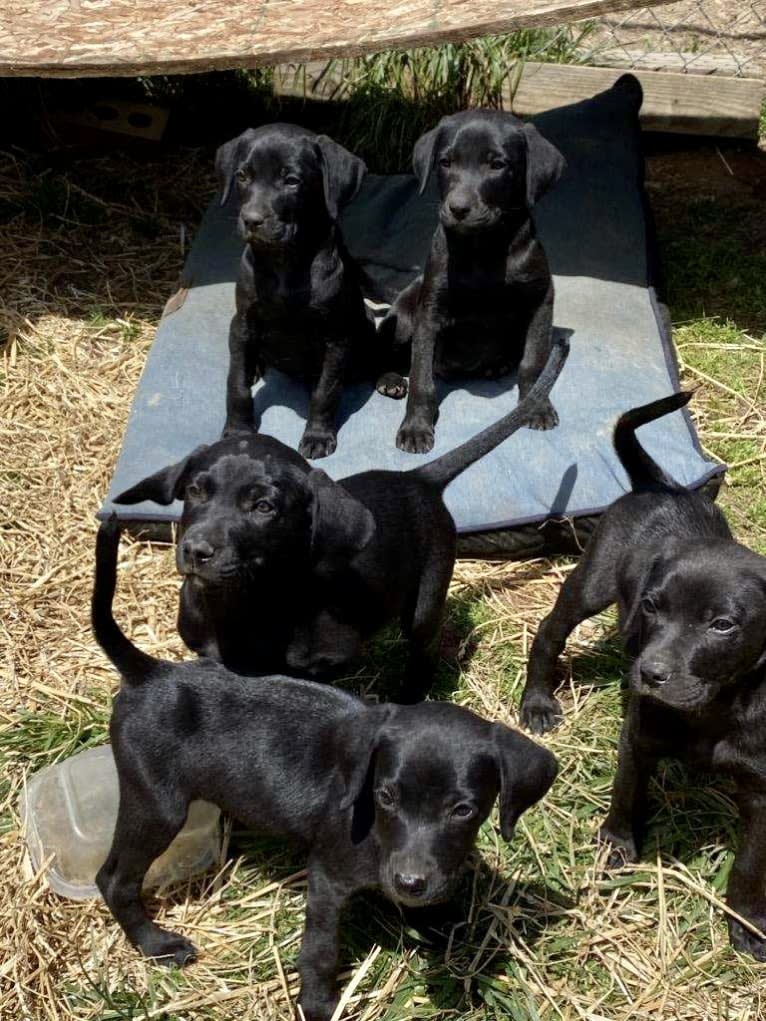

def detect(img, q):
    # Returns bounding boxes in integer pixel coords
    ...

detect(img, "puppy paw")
[299,428,337,460]
[483,364,512,379]
[729,916,766,961]
[597,826,639,869]
[525,398,558,431]
[520,694,562,735]
[376,372,408,399]
[396,419,435,454]
[140,930,198,967]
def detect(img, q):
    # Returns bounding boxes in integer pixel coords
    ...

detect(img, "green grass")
[2,78,765,1021]
[321,25,592,171]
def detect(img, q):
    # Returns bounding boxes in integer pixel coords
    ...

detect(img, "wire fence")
[579,0,766,78]
[478,1,766,79]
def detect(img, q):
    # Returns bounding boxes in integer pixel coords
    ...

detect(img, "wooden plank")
[584,50,764,78]
[0,0,679,78]
[509,62,765,138]
[273,59,765,140]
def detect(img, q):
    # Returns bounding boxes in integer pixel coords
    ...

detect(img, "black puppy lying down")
[116,338,568,695]
[92,519,558,1021]
[520,391,766,959]
[380,109,566,454]
[218,123,404,459]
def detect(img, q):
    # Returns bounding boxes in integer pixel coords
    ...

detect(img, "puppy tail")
[412,336,569,489]
[91,516,159,685]
[614,390,694,492]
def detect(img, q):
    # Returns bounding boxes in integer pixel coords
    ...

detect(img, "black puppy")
[380,110,566,454]
[115,339,567,695]
[92,519,558,1021]
[519,391,728,734]
[218,123,403,458]
[519,391,766,959]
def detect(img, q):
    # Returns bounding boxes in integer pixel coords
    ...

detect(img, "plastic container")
[19,744,221,900]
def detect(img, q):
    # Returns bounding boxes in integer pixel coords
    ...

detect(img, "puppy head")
[215,124,366,246]
[339,704,557,907]
[619,541,766,710]
[413,110,565,235]
[114,435,374,585]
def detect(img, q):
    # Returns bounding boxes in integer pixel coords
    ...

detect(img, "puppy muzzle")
[439,204,500,234]
[630,660,717,710]
[240,217,296,247]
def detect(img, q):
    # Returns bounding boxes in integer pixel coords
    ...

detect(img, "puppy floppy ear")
[412,123,445,195]
[337,705,395,811]
[113,445,208,506]
[616,544,675,648]
[492,723,558,841]
[315,136,367,221]
[215,129,257,206]
[336,705,396,843]
[308,469,376,563]
[522,123,566,206]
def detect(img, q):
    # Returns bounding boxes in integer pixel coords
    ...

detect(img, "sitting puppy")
[218,123,404,458]
[519,391,766,960]
[380,110,566,454]
[115,339,567,695]
[92,518,558,1021]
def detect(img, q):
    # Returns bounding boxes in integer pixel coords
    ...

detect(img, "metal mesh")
[578,0,766,78]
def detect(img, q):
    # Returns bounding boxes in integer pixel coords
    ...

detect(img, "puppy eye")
[710,618,737,633]
[375,787,395,809]
[641,597,656,615]
[438,155,451,168]
[450,803,474,821]
[254,499,275,515]
[489,158,506,170]
[283,174,300,187]
[235,167,248,183]
[186,483,207,503]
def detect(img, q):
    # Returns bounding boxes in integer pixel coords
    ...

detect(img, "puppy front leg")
[518,286,557,431]
[599,714,656,867]
[521,560,613,734]
[396,322,437,454]
[727,786,766,961]
[296,864,348,1021]
[300,342,349,459]
[224,310,259,436]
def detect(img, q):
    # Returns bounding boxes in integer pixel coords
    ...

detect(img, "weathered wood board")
[510,62,765,138]
[1,0,678,77]
[274,60,766,139]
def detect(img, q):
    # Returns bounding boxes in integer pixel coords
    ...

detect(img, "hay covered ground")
[1,129,765,1021]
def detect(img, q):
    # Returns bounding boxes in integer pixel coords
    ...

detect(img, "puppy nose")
[641,660,672,688]
[448,200,470,220]
[394,873,427,898]
[243,212,264,231]
[183,538,215,565]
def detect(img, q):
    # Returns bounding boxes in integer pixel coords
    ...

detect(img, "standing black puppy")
[92,519,558,1021]
[381,110,566,454]
[518,391,766,961]
[519,391,729,735]
[115,340,567,696]
[218,123,404,458]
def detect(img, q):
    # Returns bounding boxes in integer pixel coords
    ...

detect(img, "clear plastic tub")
[19,744,221,900]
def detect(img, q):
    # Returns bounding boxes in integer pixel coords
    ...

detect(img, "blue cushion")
[100,79,722,538]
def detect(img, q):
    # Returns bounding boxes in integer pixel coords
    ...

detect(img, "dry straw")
[1,143,765,1021]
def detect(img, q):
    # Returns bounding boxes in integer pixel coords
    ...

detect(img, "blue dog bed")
[101,77,722,557]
